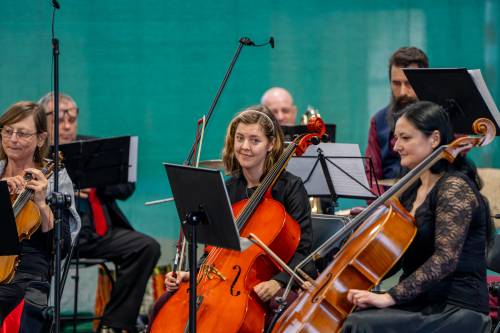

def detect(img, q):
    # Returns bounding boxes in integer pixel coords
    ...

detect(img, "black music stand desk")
[0,181,20,255]
[164,163,251,333]
[56,136,138,189]
[404,68,500,135]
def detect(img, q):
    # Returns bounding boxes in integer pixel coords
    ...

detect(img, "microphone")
[240,37,256,46]
[239,37,275,48]
[52,0,60,9]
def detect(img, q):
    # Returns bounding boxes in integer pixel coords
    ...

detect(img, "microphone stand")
[50,31,63,333]
[180,37,273,333]
[184,37,251,165]
[47,3,72,332]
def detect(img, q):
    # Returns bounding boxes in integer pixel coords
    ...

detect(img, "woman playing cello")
[150,105,316,331]
[0,101,80,330]
[342,101,492,332]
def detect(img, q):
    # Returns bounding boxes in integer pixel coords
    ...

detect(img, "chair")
[478,168,500,227]
[60,237,115,333]
[310,213,349,272]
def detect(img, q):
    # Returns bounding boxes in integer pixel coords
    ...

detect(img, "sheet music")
[287,143,375,199]
[128,136,138,183]
[468,69,500,127]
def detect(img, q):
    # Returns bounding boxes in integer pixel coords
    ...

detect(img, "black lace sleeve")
[387,175,478,304]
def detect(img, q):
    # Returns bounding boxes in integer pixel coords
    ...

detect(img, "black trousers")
[341,303,491,333]
[78,227,161,331]
[0,271,51,332]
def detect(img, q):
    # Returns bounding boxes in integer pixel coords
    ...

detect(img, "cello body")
[271,198,416,333]
[150,196,301,333]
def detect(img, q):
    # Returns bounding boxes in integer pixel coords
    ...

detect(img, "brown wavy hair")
[222,105,284,178]
[0,101,49,165]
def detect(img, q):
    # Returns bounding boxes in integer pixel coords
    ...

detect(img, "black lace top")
[387,171,489,313]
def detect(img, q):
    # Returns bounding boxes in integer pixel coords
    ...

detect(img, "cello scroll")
[443,117,496,162]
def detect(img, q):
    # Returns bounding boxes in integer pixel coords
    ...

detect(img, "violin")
[0,160,56,284]
[149,117,327,333]
[270,118,496,333]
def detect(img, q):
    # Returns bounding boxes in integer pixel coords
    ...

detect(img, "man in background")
[261,87,298,126]
[39,92,161,333]
[365,47,429,188]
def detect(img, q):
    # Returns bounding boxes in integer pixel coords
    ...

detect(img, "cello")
[149,117,327,333]
[0,159,56,284]
[270,118,496,333]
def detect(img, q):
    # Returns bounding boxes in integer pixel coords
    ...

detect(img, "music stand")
[281,124,337,143]
[404,68,500,135]
[54,136,138,189]
[287,143,376,211]
[54,136,138,303]
[163,163,251,333]
[0,181,20,255]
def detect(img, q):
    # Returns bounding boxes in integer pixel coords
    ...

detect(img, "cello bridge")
[199,264,226,281]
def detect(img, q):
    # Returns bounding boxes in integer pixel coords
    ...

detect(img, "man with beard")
[365,47,429,190]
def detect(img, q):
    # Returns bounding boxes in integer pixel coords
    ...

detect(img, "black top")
[0,160,79,281]
[388,170,490,314]
[225,170,315,285]
[76,183,135,234]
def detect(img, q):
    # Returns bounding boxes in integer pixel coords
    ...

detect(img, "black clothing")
[390,171,489,313]
[225,170,315,285]
[0,272,51,328]
[342,170,491,332]
[17,212,71,277]
[342,303,491,333]
[77,227,160,331]
[76,181,160,332]
[0,163,79,330]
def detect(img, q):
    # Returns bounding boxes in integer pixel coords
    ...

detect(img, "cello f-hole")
[230,265,242,296]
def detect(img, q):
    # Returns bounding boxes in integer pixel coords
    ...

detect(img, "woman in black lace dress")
[341,101,492,332]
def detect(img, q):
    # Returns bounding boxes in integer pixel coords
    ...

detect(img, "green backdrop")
[1,0,499,260]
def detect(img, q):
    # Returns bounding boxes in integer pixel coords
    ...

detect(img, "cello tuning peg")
[310,136,320,145]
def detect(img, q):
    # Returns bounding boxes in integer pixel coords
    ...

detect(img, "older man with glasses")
[38,92,161,333]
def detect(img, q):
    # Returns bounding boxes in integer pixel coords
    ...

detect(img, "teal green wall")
[1,1,499,243]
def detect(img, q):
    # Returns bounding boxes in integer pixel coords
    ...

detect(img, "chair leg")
[72,247,80,333]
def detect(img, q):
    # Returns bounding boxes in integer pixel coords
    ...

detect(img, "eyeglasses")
[45,107,79,123]
[0,127,38,140]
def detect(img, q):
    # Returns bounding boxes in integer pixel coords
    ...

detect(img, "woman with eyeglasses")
[0,101,80,331]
